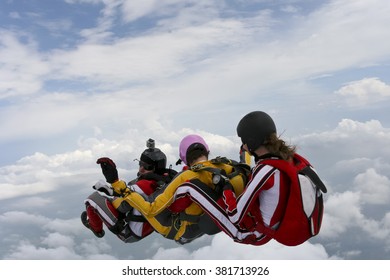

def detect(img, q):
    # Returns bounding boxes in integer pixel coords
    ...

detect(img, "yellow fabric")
[111,195,171,236]
[111,180,129,196]
[243,151,252,166]
[111,160,247,240]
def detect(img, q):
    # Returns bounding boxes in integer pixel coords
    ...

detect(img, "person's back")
[174,111,326,246]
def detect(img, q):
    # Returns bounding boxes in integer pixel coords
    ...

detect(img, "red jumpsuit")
[84,178,158,242]
[174,157,290,245]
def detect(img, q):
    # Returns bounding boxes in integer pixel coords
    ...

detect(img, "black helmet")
[139,139,167,174]
[236,111,276,153]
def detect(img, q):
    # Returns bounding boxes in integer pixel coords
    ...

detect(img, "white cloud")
[320,191,362,239]
[0,182,56,201]
[121,0,159,22]
[293,0,390,70]
[42,232,75,248]
[78,238,115,259]
[296,119,390,164]
[321,187,390,246]
[336,77,390,107]
[0,211,50,225]
[9,12,21,19]
[152,246,190,260]
[17,196,54,209]
[0,210,117,259]
[4,241,82,260]
[0,125,243,202]
[2,0,390,148]
[2,115,390,259]
[44,218,86,235]
[0,30,49,99]
[152,234,329,260]
[354,168,390,205]
[0,149,98,200]
[280,5,300,13]
[289,117,390,255]
[50,16,256,88]
[65,0,102,4]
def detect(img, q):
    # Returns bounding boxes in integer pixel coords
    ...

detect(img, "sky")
[0,0,390,261]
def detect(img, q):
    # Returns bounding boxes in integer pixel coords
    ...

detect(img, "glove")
[96,157,118,183]
[92,180,114,196]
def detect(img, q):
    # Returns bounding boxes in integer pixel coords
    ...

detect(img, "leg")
[175,180,269,244]
[81,208,105,238]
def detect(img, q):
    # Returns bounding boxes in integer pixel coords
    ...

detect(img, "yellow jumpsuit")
[111,160,247,242]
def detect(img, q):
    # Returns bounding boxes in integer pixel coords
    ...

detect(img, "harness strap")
[179,212,200,223]
[254,221,280,238]
[166,215,181,240]
[174,179,220,225]
[300,166,328,193]
[110,219,126,234]
[191,157,250,186]
[188,178,221,201]
[125,214,147,223]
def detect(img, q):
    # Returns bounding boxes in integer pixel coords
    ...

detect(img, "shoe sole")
[81,211,91,229]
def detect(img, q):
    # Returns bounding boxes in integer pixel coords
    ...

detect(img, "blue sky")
[1,0,390,261]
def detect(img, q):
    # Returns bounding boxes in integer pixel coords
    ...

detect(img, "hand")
[96,157,118,183]
[92,180,114,196]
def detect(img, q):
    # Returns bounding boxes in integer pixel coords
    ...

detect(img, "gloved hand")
[96,157,118,183]
[92,180,114,196]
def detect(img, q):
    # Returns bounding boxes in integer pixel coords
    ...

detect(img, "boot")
[81,211,105,238]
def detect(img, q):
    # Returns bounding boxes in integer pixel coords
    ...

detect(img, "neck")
[254,146,269,157]
[253,146,272,162]
[189,155,208,166]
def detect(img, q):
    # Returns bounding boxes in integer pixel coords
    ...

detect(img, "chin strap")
[255,153,282,163]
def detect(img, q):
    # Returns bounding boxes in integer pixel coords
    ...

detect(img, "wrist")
[111,180,128,195]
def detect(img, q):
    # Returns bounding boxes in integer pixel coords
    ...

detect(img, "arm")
[222,187,238,216]
[120,172,190,217]
[96,157,194,217]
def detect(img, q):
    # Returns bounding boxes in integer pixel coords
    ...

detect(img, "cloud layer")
[1,118,390,259]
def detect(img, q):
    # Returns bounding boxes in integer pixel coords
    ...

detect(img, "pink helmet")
[179,134,210,165]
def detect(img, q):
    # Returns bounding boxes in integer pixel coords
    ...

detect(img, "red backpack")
[257,154,327,246]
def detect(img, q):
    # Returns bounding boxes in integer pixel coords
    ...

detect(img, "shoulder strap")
[190,157,251,194]
[125,213,147,223]
[262,154,327,193]
[300,166,327,193]
[260,157,296,181]
[292,154,327,193]
[196,157,251,180]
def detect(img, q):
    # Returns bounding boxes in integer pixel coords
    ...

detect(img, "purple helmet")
[179,134,210,165]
